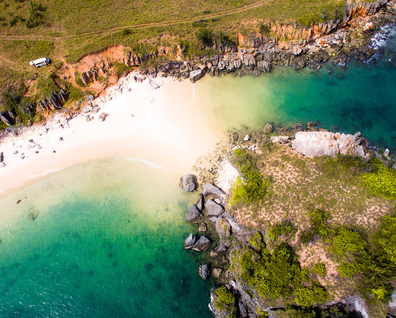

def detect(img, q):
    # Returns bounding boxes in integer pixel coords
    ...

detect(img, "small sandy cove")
[0,73,219,196]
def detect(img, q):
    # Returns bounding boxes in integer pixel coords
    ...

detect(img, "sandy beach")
[0,73,220,196]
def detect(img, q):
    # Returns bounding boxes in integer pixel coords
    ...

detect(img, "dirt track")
[0,0,272,42]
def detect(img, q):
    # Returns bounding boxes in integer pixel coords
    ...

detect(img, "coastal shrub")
[337,262,363,278]
[195,27,213,47]
[294,285,329,307]
[336,154,368,174]
[362,159,396,199]
[259,24,270,36]
[371,285,388,302]
[236,239,329,306]
[267,221,296,241]
[230,148,269,205]
[214,286,235,311]
[299,231,314,243]
[113,62,132,77]
[308,209,333,240]
[64,83,84,104]
[332,227,367,256]
[375,215,396,262]
[313,262,327,277]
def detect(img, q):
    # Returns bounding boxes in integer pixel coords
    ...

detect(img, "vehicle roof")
[31,57,48,64]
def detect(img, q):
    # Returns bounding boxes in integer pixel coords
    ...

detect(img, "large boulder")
[206,200,224,217]
[184,204,201,223]
[203,183,226,197]
[199,264,210,281]
[292,131,365,158]
[191,236,211,252]
[179,174,197,192]
[184,233,197,250]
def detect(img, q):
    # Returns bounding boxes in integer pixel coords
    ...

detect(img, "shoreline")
[0,74,220,197]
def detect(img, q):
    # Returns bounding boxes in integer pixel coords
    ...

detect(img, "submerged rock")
[179,174,197,192]
[206,200,224,217]
[184,204,201,223]
[263,123,274,133]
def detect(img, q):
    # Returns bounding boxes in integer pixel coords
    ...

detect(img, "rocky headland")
[181,123,396,318]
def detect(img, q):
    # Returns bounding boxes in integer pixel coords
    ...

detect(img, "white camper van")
[29,57,50,68]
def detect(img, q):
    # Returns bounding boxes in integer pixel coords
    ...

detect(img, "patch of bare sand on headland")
[0,73,220,197]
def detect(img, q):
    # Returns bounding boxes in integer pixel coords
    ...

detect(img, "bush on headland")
[363,158,396,200]
[229,148,269,206]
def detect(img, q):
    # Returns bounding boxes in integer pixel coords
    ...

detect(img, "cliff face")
[237,0,391,45]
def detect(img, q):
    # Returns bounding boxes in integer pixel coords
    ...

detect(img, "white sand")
[0,73,221,196]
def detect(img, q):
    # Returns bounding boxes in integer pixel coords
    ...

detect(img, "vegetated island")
[181,124,396,318]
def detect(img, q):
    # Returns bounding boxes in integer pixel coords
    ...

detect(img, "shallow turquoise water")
[0,160,211,317]
[197,58,396,150]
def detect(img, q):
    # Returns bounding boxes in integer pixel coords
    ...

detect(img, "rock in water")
[184,204,201,223]
[292,131,365,158]
[263,123,274,133]
[199,264,210,281]
[184,233,197,250]
[205,200,224,217]
[179,174,197,192]
[191,236,211,252]
[203,183,226,197]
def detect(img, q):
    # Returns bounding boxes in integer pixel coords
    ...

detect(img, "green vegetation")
[214,286,235,311]
[228,145,396,314]
[113,62,132,77]
[234,232,329,305]
[375,214,396,262]
[230,148,269,206]
[363,158,396,200]
[313,263,327,277]
[0,83,35,124]
[267,221,296,241]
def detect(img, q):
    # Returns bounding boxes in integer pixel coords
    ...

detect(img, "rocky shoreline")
[180,123,396,318]
[135,0,396,82]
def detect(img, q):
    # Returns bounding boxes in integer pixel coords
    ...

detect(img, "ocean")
[1,25,396,317]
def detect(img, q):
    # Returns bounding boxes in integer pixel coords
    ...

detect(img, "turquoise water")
[197,51,396,150]
[0,160,211,317]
